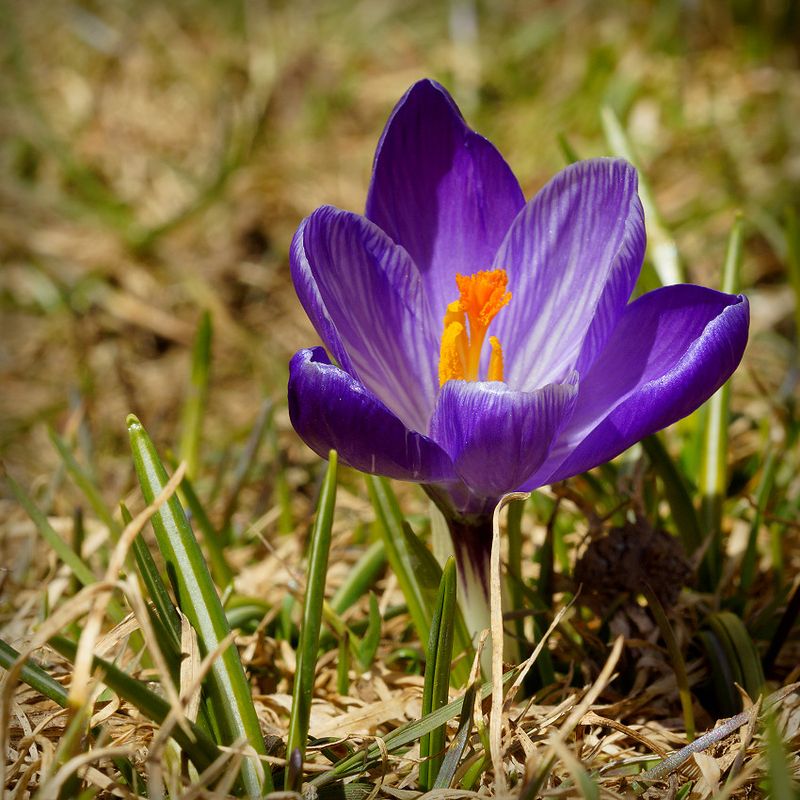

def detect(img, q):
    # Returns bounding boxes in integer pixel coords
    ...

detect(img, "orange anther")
[454,269,511,329]
[438,269,511,386]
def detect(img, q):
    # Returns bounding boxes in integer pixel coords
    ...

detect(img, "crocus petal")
[492,159,645,391]
[288,348,455,483]
[527,285,749,486]
[293,205,440,432]
[429,376,578,498]
[290,217,355,376]
[366,79,525,322]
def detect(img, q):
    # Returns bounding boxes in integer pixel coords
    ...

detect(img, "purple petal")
[288,348,455,483]
[293,206,440,432]
[290,217,355,376]
[492,159,645,391]
[528,285,749,486]
[429,376,578,498]
[366,79,525,322]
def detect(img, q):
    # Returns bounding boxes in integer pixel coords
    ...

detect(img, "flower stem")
[446,516,494,671]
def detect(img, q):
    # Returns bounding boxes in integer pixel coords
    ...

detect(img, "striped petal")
[292,206,440,432]
[429,375,578,498]
[288,348,455,483]
[492,159,645,391]
[527,285,750,487]
[366,79,525,324]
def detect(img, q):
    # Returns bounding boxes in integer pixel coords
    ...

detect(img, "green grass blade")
[419,557,457,791]
[179,473,234,589]
[5,473,126,624]
[286,451,338,792]
[699,215,744,587]
[356,593,381,671]
[267,415,294,536]
[337,631,351,697]
[49,635,222,775]
[643,584,695,740]
[601,105,684,286]
[763,580,800,675]
[763,712,798,799]
[49,429,121,540]
[505,498,528,657]
[707,611,765,706]
[310,666,519,788]
[696,629,742,716]
[127,414,271,797]
[179,310,212,480]
[330,541,386,615]
[366,477,433,648]
[432,681,476,789]
[121,502,182,652]
[557,132,580,164]
[220,400,272,541]
[642,434,704,555]
[399,521,472,678]
[366,476,471,685]
[0,638,70,707]
[740,446,778,594]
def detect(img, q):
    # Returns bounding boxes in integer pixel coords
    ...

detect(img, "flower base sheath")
[287,79,749,604]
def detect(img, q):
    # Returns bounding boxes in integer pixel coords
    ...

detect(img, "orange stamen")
[438,269,511,386]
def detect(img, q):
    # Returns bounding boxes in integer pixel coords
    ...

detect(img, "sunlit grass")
[1,1,799,797]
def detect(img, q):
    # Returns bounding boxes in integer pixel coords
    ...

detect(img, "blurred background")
[1,0,798,494]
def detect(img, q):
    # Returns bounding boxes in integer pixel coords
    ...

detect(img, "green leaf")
[310,667,519,788]
[337,631,351,697]
[49,429,121,540]
[368,478,434,631]
[330,541,386,615]
[127,414,271,797]
[642,434,704,557]
[419,557,458,790]
[763,711,798,799]
[0,637,70,707]
[49,635,222,775]
[219,400,272,544]
[432,682,476,789]
[642,584,694,740]
[367,476,471,686]
[5,473,126,624]
[286,451,338,791]
[356,593,382,671]
[179,310,212,479]
[740,446,778,594]
[698,215,744,587]
[178,472,234,589]
[122,502,182,653]
[703,611,765,713]
[557,132,580,164]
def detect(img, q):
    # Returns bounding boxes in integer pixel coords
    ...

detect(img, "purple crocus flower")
[287,79,749,615]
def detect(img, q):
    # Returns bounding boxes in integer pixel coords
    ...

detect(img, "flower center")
[438,269,511,386]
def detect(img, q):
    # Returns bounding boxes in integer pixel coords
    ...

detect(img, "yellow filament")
[488,336,504,382]
[438,269,510,386]
[439,321,467,385]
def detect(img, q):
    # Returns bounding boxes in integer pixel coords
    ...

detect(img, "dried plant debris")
[2,1,800,798]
